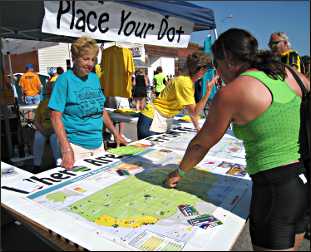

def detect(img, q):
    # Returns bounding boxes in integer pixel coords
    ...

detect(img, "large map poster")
[134,126,245,162]
[25,127,250,251]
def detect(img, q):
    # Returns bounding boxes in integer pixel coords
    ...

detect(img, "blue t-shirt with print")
[48,70,105,149]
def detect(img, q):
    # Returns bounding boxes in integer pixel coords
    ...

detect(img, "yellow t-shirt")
[49,75,58,83]
[281,49,301,72]
[100,46,135,98]
[34,99,53,132]
[19,72,41,96]
[142,75,195,118]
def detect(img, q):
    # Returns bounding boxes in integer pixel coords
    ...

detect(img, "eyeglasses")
[269,40,285,48]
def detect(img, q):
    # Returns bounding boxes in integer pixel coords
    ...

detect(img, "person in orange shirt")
[19,64,41,105]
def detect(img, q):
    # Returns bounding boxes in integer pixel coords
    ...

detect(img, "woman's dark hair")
[212,28,286,80]
[56,66,64,75]
[155,66,163,74]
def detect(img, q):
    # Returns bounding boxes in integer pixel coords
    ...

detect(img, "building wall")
[147,56,175,83]
[3,51,39,88]
[38,43,71,75]
[36,42,202,82]
[145,43,202,82]
[3,51,39,75]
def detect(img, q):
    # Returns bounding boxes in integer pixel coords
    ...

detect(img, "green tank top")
[154,73,166,93]
[233,71,301,175]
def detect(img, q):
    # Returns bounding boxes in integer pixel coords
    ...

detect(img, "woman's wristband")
[177,167,186,177]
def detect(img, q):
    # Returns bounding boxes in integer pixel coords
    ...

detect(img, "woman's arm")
[185,76,218,131]
[144,75,149,86]
[103,110,128,146]
[166,84,237,187]
[50,110,74,169]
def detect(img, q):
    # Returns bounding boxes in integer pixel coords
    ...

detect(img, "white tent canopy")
[1,38,58,55]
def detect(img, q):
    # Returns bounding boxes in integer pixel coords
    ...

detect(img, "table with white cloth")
[105,107,139,124]
[1,126,252,251]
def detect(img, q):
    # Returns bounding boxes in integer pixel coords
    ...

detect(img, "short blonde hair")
[71,36,99,59]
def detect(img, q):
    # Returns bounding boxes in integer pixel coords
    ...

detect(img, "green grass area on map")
[46,190,80,203]
[108,145,144,156]
[46,192,68,202]
[68,166,217,227]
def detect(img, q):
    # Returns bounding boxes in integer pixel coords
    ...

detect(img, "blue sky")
[190,1,310,56]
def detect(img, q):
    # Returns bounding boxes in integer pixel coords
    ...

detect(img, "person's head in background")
[155,66,163,74]
[56,66,64,75]
[25,63,34,72]
[212,28,285,84]
[183,51,212,82]
[48,67,57,77]
[268,32,291,56]
[71,36,99,77]
[136,68,144,75]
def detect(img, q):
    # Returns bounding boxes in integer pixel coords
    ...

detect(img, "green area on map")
[46,189,80,203]
[108,145,145,156]
[67,167,217,228]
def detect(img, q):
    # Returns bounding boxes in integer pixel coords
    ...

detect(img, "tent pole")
[0,43,14,159]
[8,52,25,158]
[0,40,4,90]
[213,29,218,40]
[7,52,14,81]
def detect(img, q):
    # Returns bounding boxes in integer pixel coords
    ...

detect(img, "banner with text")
[42,1,194,48]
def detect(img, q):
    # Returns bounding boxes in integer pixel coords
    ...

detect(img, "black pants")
[249,162,309,249]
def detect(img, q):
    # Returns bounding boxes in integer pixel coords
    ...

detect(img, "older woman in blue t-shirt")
[49,36,127,169]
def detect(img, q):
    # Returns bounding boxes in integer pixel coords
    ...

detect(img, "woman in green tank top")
[165,28,310,251]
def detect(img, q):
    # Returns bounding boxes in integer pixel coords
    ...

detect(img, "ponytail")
[250,50,286,80]
[212,29,287,81]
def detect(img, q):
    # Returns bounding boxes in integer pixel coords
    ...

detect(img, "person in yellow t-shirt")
[137,51,219,139]
[19,63,42,105]
[94,63,102,78]
[48,67,58,83]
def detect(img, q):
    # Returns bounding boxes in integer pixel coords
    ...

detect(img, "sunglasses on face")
[269,40,285,48]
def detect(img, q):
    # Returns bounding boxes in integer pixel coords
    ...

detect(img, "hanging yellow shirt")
[100,46,135,98]
[142,75,195,119]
